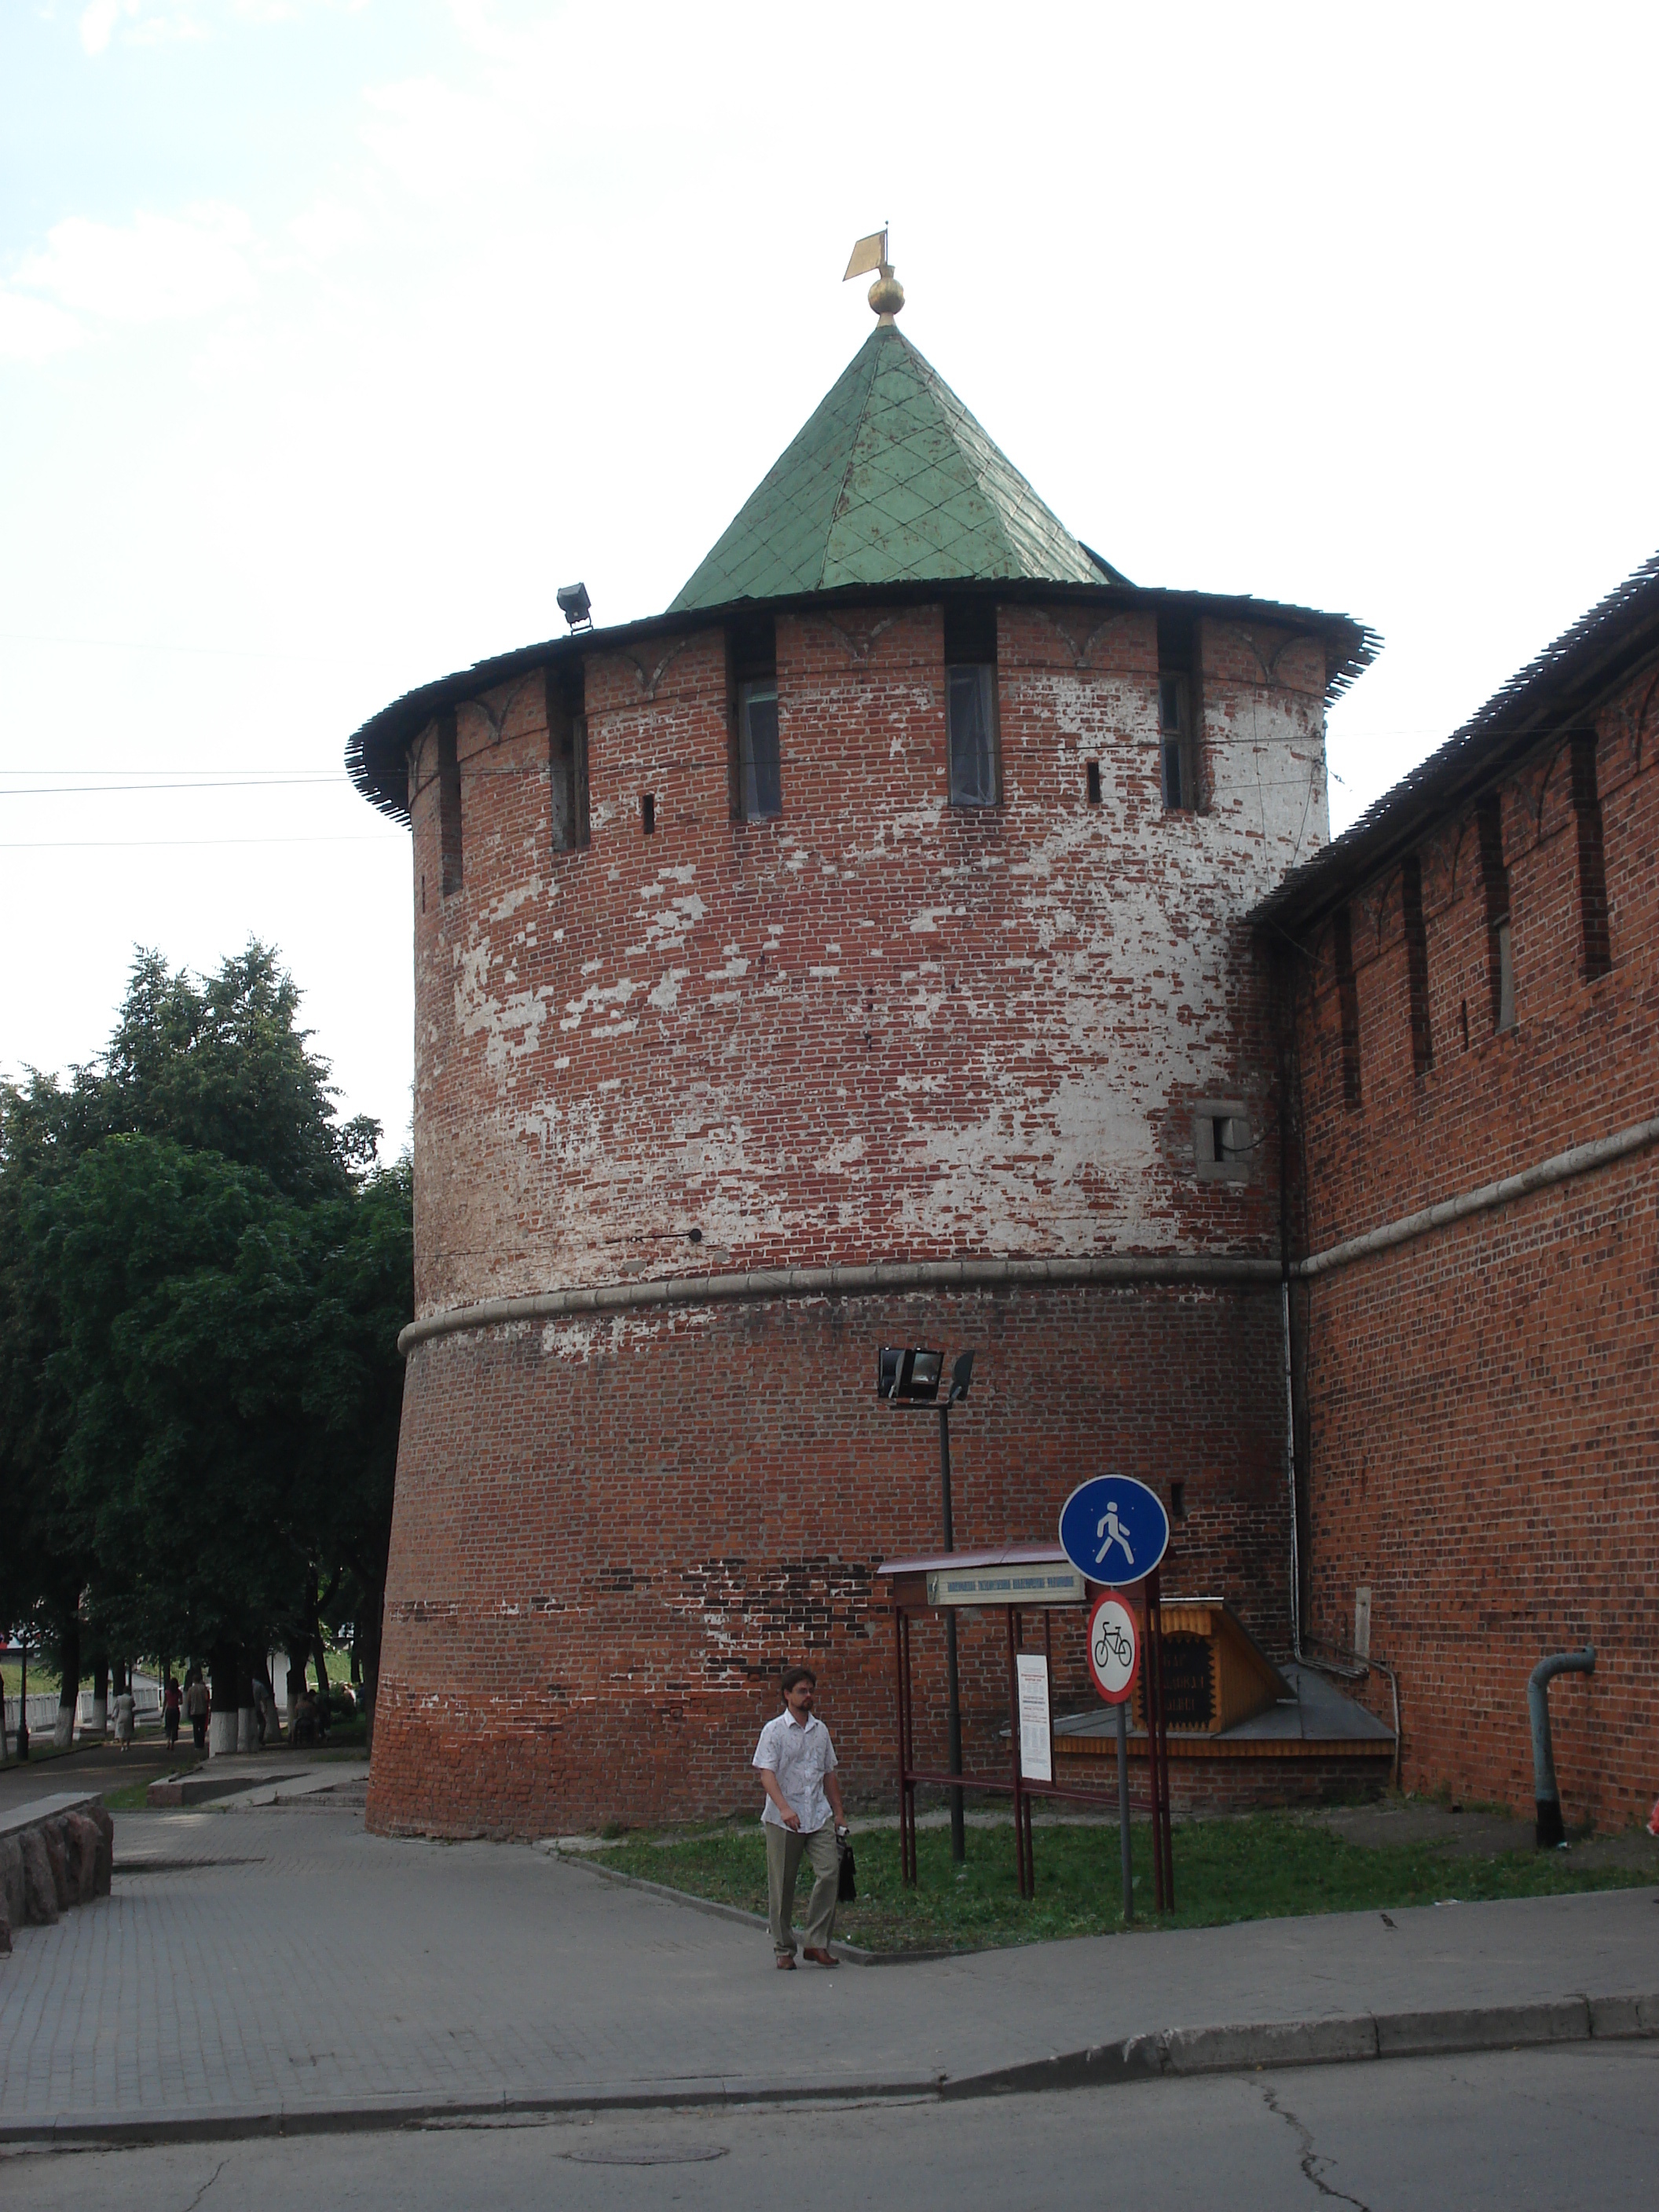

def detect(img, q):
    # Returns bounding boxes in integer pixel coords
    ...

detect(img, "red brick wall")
[374,596,1329,1835]
[367,1285,1291,1837]
[1289,655,1659,1827]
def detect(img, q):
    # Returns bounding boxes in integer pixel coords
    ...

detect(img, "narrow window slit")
[729,617,781,820]
[1478,794,1514,1031]
[641,793,656,837]
[1401,855,1432,1074]
[546,664,589,853]
[944,599,999,808]
[1570,733,1611,978]
[1086,759,1102,807]
[437,709,463,898]
[1334,906,1362,1108]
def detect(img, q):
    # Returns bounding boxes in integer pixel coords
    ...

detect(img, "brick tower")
[348,271,1375,1835]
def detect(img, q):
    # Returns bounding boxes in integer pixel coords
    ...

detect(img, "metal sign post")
[1060,1474,1175,1914]
[1087,1591,1139,1923]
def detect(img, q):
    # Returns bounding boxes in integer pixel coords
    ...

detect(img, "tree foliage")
[0,945,411,1727]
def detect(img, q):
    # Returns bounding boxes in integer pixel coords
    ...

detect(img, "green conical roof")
[669,324,1112,613]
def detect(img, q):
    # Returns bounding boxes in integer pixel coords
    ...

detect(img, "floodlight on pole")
[877,1343,977,1861]
[556,580,593,632]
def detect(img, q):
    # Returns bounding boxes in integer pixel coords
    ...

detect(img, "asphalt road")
[2,2043,1655,2212]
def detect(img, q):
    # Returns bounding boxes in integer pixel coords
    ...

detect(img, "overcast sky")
[3,1,1656,1156]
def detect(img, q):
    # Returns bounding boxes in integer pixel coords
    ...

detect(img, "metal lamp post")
[879,1347,976,1862]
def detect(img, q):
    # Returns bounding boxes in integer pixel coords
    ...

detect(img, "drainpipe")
[1529,1646,1595,1848]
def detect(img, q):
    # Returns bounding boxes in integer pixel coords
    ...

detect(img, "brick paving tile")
[1,1801,1655,2122]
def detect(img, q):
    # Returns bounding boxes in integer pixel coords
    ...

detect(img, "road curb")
[2,1994,1654,2147]
[936,1990,1659,2100]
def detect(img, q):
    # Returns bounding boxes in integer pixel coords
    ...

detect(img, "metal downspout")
[1529,1646,1595,1847]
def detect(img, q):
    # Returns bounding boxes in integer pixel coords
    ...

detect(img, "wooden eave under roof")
[346,577,1379,826]
[1252,548,1659,948]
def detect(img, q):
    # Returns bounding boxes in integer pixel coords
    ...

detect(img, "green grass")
[591,1813,1656,1954]
[2,1661,61,1698]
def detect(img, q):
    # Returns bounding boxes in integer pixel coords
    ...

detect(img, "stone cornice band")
[398,1110,1658,1356]
[1295,1109,1659,1281]
[397,1252,1281,1354]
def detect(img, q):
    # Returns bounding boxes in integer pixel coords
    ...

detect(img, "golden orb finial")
[867,268,904,323]
[844,226,904,324]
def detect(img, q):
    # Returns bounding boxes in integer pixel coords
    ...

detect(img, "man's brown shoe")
[802,1947,838,1967]
[775,1954,797,1969]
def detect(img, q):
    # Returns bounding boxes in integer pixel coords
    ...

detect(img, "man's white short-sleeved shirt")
[753,1709,838,1833]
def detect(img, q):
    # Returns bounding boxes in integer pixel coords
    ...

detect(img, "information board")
[1014,1653,1052,1783]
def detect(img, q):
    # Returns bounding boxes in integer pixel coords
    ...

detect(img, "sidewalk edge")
[2,1994,1652,2148]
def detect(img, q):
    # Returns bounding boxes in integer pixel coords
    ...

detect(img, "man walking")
[753,1665,848,1970]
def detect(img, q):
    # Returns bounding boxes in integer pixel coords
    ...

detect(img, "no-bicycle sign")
[1087,1593,1139,1705]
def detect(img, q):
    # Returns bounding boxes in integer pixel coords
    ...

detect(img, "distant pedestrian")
[163,1675,181,1750]
[753,1665,848,1970]
[185,1670,208,1750]
[251,1675,279,1747]
[112,1683,136,1749]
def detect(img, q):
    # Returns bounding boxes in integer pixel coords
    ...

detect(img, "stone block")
[1163,2014,1377,2075]
[86,1802,114,1895]
[18,1829,59,1925]
[0,1834,24,1928]
[39,1818,71,1910]
[1376,1998,1588,2058]
[64,1814,101,1905]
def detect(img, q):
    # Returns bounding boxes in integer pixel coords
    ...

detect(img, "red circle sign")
[1088,1593,1139,1705]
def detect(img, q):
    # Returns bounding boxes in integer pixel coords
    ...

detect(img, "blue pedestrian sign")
[1058,1475,1170,1586]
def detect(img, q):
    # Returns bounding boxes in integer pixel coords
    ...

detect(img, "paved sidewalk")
[0,1792,1655,2138]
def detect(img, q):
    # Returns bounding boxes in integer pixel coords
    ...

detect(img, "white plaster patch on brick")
[488,883,539,922]
[648,967,691,1010]
[563,975,642,1024]
[644,893,708,950]
[452,936,553,1079]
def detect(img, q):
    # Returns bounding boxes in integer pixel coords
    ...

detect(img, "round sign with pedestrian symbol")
[1057,1473,1170,1587]
[1088,1593,1139,1705]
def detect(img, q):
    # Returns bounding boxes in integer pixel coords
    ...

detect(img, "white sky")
[3,1,1656,1156]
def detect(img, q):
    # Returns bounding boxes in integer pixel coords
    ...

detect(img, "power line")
[0,775,350,798]
[0,833,403,851]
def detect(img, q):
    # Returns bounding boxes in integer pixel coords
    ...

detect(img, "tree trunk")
[358,1573,385,1756]
[312,1624,332,1734]
[236,1643,256,1753]
[53,1613,82,1749]
[208,1643,240,1758]
[90,1654,109,1739]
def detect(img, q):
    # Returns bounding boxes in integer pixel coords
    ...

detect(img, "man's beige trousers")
[765,1822,839,1954]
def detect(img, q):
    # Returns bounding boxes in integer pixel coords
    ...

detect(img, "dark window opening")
[1170,1481,1187,1522]
[546,664,589,854]
[1157,611,1200,812]
[1459,998,1468,1050]
[437,709,462,898]
[1334,906,1361,1107]
[1401,855,1433,1074]
[1086,759,1102,807]
[641,792,656,837]
[1570,732,1611,978]
[944,599,999,808]
[1476,794,1514,1031]
[729,618,781,820]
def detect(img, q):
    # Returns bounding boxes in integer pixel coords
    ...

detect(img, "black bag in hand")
[837,1832,857,1902]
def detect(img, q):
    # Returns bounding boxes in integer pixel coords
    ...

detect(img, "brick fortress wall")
[1287,654,1658,1829]
[369,598,1330,1836]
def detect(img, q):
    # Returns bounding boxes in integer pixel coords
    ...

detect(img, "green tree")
[0,945,412,1753]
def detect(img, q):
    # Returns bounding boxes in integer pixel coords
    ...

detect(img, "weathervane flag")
[844,229,888,281]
